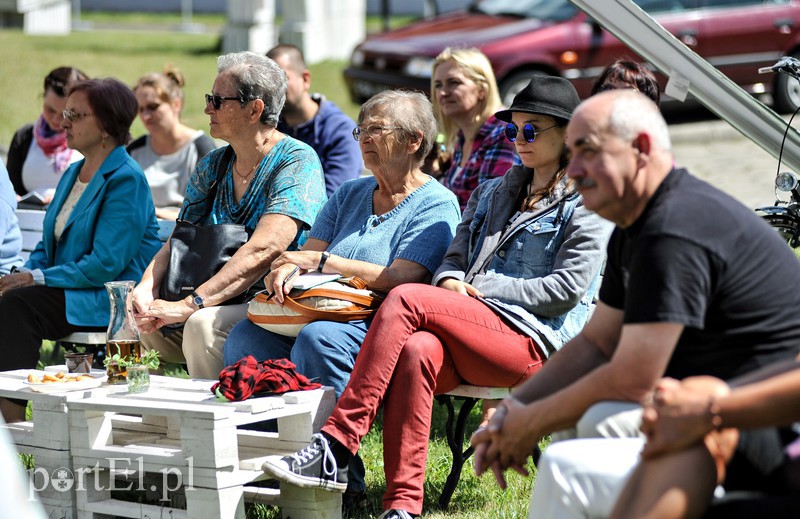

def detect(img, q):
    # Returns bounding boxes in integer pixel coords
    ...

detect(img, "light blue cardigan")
[25,146,162,327]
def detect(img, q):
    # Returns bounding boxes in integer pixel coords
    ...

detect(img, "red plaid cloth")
[211,356,321,401]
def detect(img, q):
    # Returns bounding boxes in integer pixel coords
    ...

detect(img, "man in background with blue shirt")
[268,44,363,197]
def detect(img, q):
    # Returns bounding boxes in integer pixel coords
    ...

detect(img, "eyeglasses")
[352,125,403,141]
[139,102,162,114]
[504,122,559,143]
[205,93,243,110]
[62,109,94,122]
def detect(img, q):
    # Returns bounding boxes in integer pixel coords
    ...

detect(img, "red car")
[344,0,800,111]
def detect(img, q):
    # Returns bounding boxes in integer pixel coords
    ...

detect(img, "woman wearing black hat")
[260,75,614,519]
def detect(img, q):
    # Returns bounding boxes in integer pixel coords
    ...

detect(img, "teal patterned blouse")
[179,137,327,249]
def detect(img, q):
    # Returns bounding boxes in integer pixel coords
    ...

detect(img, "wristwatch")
[317,251,331,273]
[191,291,205,309]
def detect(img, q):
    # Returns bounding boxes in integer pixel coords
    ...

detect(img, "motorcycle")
[755,56,800,254]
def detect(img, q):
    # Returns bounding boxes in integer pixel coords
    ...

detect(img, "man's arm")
[642,360,800,458]
[192,213,301,306]
[511,302,624,405]
[472,302,622,481]
[138,213,301,327]
[475,316,684,475]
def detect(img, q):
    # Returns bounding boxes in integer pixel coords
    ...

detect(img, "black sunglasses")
[504,122,559,143]
[205,93,242,110]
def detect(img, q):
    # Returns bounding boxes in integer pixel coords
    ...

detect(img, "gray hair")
[217,51,286,127]
[358,90,437,166]
[607,91,672,152]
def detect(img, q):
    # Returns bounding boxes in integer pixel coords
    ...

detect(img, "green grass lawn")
[12,15,537,517]
[0,12,419,150]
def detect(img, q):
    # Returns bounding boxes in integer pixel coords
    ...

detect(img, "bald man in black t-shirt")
[471,90,800,485]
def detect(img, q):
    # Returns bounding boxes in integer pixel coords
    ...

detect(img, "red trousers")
[322,283,546,514]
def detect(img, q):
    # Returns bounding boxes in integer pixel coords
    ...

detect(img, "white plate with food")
[24,372,105,393]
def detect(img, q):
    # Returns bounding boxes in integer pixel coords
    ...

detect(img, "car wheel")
[499,70,549,107]
[773,55,800,114]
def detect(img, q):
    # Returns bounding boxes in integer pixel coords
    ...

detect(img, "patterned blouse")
[179,137,327,250]
[442,114,520,210]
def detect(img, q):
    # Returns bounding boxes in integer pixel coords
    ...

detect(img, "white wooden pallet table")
[0,369,117,518]
[66,376,338,519]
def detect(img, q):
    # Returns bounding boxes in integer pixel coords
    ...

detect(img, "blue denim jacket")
[433,165,613,356]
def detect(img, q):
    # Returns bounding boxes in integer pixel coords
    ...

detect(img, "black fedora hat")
[495,75,580,123]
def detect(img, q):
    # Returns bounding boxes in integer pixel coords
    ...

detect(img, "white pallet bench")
[67,377,338,519]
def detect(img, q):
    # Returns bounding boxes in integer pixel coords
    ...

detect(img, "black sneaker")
[377,510,415,519]
[262,433,348,492]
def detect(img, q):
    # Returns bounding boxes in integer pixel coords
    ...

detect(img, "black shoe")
[377,510,415,519]
[262,433,348,492]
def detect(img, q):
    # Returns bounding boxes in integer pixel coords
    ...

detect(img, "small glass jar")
[126,364,150,394]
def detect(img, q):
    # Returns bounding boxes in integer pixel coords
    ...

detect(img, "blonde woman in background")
[129,66,216,219]
[432,47,519,210]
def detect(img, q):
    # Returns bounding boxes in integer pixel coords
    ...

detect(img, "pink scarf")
[33,115,72,174]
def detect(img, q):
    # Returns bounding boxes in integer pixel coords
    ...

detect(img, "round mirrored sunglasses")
[504,122,559,143]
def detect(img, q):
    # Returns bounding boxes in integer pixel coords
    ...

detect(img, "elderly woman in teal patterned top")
[133,51,327,380]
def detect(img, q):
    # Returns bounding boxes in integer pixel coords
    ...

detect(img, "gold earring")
[101,134,106,149]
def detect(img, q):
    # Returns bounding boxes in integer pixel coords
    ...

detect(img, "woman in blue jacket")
[0,78,161,422]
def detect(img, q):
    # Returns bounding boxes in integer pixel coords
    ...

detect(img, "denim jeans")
[223,318,371,492]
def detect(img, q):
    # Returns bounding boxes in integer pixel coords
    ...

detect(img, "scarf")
[212,356,321,401]
[33,114,72,174]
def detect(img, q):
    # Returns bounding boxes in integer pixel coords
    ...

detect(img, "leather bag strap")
[294,288,377,308]
[282,294,376,322]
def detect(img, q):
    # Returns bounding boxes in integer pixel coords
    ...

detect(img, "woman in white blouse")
[129,66,216,220]
[6,67,89,205]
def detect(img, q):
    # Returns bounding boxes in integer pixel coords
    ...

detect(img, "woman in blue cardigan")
[261,76,613,519]
[0,78,162,422]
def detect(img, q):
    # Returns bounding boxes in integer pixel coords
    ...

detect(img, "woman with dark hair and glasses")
[592,58,661,104]
[7,66,89,204]
[222,89,461,506]
[129,66,216,220]
[0,77,162,422]
[133,51,326,380]
[260,75,612,519]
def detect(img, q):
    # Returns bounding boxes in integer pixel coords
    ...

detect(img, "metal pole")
[71,0,92,31]
[182,0,191,29]
[381,0,390,32]
[72,0,81,28]
[569,0,800,174]
[424,0,439,19]
[180,0,202,33]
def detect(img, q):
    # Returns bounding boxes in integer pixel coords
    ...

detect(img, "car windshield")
[469,0,577,21]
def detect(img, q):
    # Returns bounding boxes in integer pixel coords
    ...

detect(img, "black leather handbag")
[159,146,254,306]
